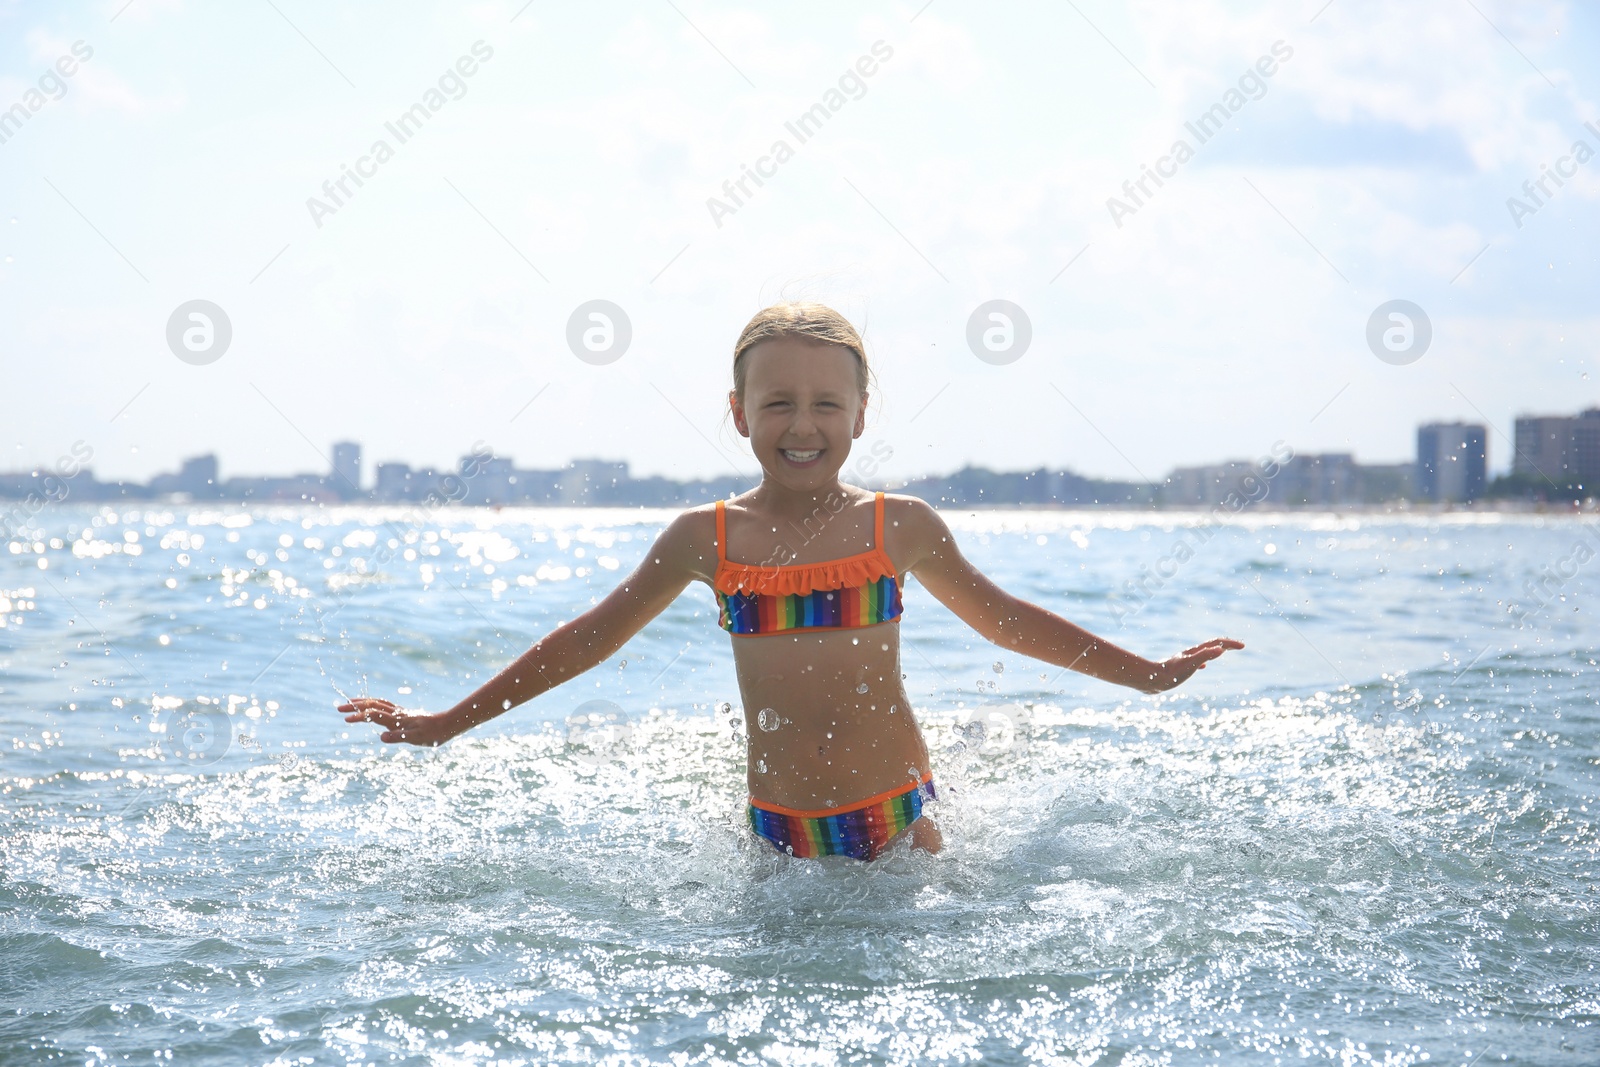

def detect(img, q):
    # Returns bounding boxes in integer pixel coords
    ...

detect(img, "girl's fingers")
[332,697,434,744]
[342,705,407,730]
[337,697,398,713]
[1180,638,1245,656]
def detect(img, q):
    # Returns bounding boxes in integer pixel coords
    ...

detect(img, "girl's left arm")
[894,497,1241,693]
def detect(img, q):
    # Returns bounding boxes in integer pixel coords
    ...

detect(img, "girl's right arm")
[340,508,715,746]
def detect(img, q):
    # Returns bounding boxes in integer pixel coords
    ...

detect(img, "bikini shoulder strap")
[714,499,727,563]
[873,491,886,549]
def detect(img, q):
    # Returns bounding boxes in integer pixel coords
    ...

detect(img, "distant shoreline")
[15,496,1598,516]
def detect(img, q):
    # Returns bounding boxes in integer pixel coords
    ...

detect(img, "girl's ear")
[729,390,750,437]
[852,393,868,439]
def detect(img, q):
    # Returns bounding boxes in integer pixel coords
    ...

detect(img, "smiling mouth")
[780,449,822,465]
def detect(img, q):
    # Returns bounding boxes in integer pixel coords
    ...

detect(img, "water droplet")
[992,661,1004,674]
[908,766,919,779]
[889,704,898,714]
[619,659,627,668]
[825,731,833,739]
[851,638,859,645]
[880,643,889,651]
[960,720,987,743]
[823,799,837,808]
[717,701,732,717]
[756,759,767,773]
[757,708,780,732]
[856,683,869,694]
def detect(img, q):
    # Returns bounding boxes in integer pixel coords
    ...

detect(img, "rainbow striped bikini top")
[714,492,904,637]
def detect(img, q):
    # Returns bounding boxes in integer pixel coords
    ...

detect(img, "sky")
[1,0,1596,488]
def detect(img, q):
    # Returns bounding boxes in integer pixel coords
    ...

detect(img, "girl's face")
[730,339,866,492]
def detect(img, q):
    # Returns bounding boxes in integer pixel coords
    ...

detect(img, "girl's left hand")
[1144,637,1245,692]
[339,697,457,747]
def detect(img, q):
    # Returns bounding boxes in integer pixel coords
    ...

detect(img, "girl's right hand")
[338,698,456,747]
[1146,637,1245,692]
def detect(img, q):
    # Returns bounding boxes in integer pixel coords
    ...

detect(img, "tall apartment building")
[1514,409,1600,484]
[332,442,362,499]
[1416,422,1487,502]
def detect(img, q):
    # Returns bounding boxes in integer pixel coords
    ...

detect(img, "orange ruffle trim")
[713,549,897,597]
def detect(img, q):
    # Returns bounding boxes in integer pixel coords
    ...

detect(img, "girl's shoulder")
[878,492,957,570]
[879,490,943,530]
[647,503,721,582]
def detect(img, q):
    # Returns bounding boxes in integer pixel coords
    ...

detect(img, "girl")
[340,302,1243,860]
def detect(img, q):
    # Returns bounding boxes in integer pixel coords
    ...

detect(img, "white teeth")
[782,449,821,461]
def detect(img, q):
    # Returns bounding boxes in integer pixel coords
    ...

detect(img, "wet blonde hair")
[731,302,873,402]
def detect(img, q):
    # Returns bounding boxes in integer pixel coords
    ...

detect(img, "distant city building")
[560,460,631,504]
[894,466,1149,507]
[1416,422,1487,502]
[1164,462,1260,506]
[1514,409,1600,486]
[224,473,339,503]
[149,454,219,499]
[1353,462,1413,504]
[332,442,362,499]
[374,462,415,500]
[14,415,1600,510]
[459,455,515,506]
[1277,454,1357,506]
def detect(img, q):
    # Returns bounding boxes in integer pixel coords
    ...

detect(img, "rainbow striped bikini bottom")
[747,775,937,861]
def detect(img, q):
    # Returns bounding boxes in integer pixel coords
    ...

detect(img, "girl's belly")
[731,623,933,810]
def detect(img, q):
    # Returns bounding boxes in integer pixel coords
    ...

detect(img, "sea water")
[1,504,1595,1065]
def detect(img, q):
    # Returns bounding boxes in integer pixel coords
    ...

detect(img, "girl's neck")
[747,477,858,522]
